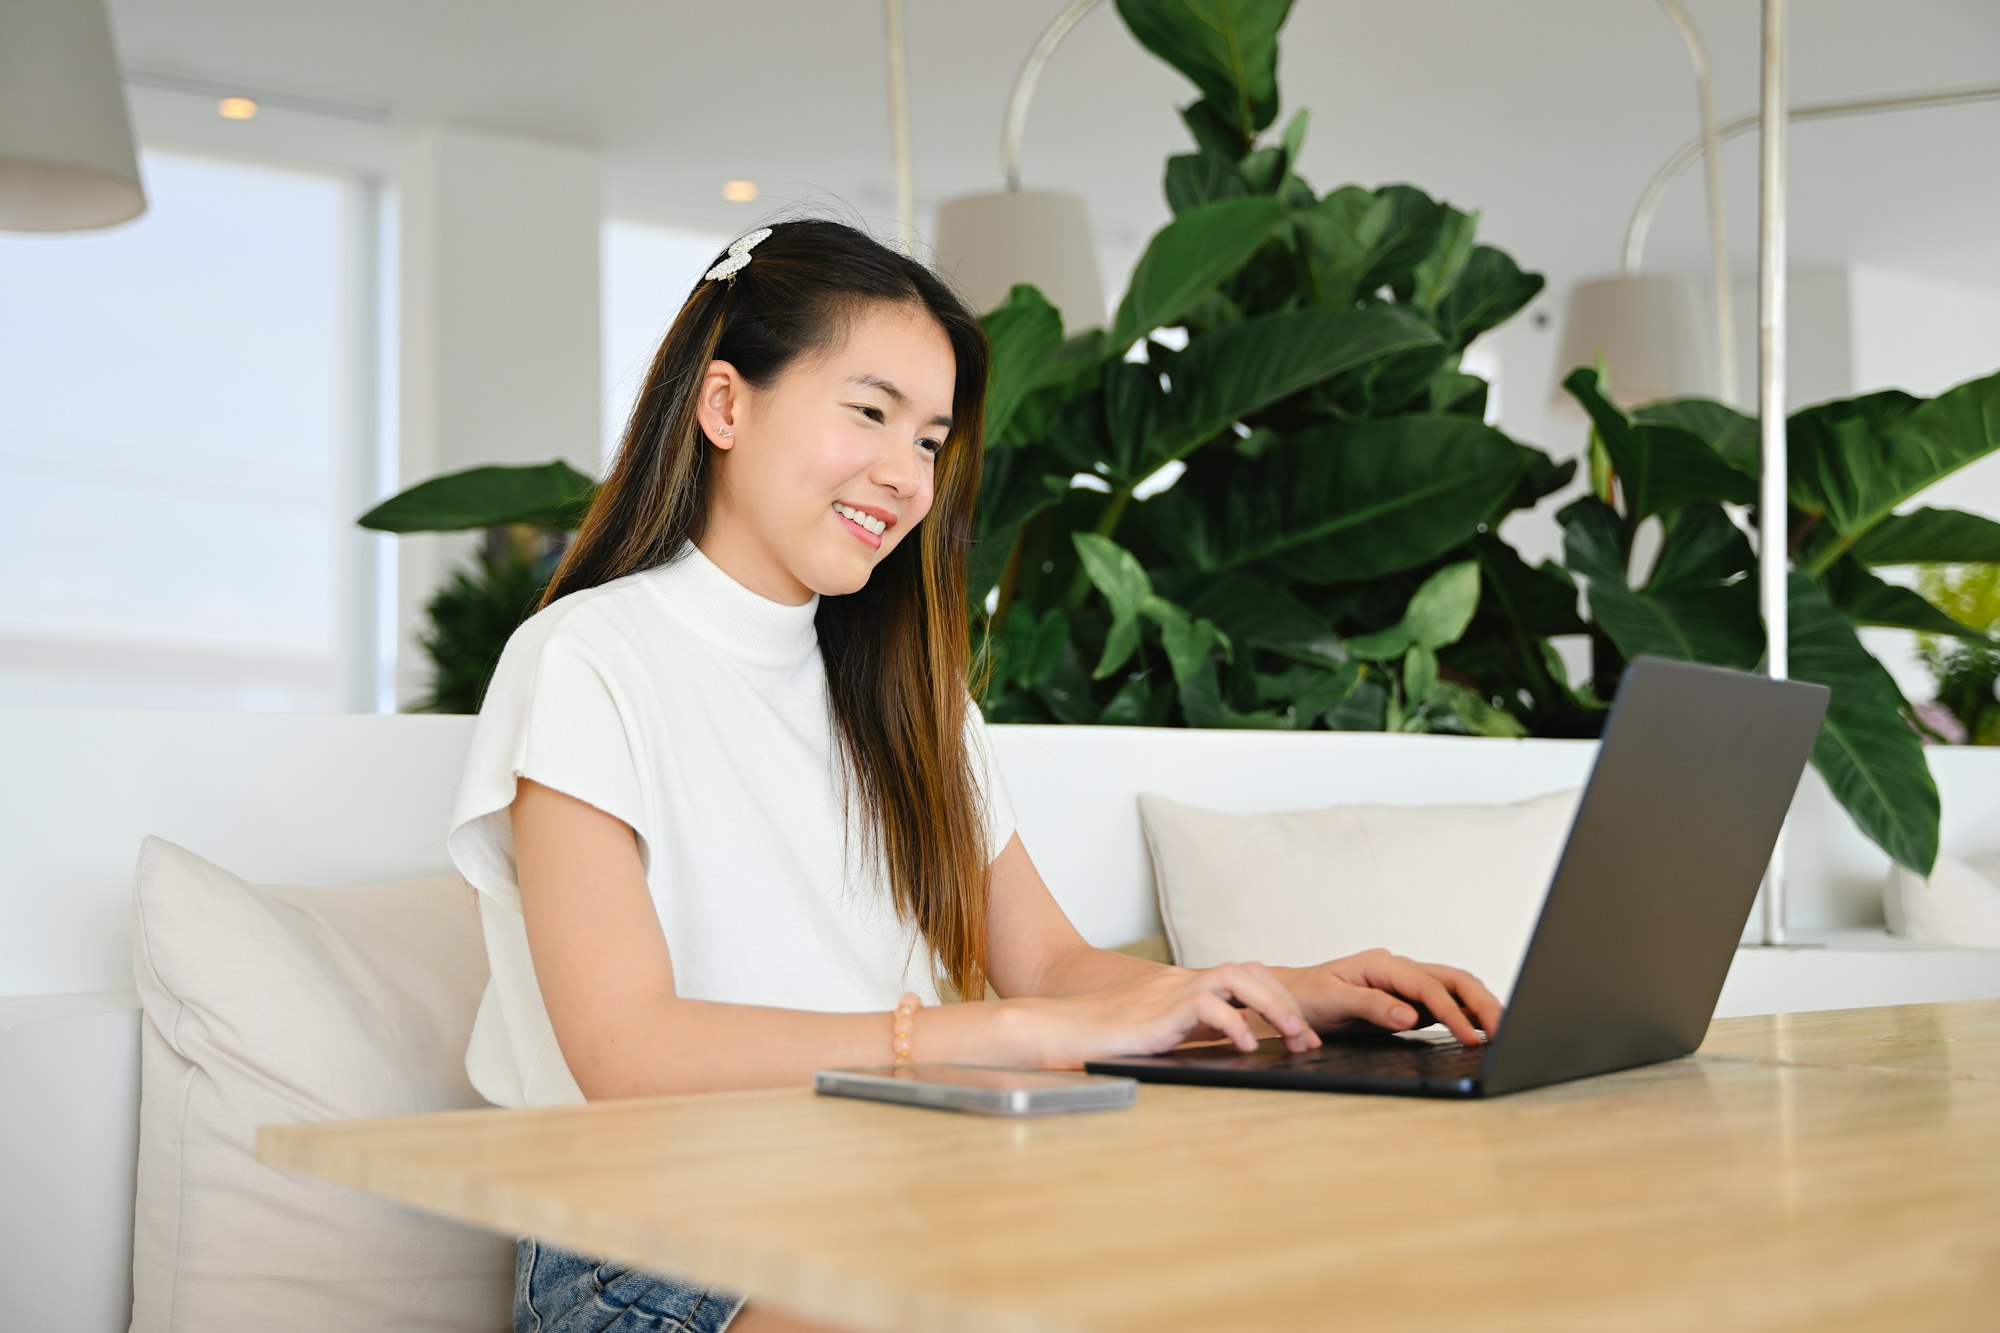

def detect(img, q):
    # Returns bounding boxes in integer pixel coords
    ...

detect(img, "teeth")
[834,502,886,536]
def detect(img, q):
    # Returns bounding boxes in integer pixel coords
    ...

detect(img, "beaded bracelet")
[892,991,922,1066]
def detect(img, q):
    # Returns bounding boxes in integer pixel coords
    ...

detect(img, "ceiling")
[109,0,2000,295]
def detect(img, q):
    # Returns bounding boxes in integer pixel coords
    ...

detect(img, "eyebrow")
[845,373,953,431]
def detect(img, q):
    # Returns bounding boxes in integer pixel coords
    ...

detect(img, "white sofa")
[3,705,1997,1333]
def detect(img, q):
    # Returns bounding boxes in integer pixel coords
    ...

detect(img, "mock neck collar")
[644,538,820,668]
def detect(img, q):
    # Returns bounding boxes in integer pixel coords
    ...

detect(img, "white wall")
[394,128,602,709]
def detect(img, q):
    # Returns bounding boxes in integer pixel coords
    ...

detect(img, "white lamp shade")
[1549,274,1711,418]
[0,0,146,232]
[933,188,1105,335]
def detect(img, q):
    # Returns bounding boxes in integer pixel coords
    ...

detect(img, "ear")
[697,359,744,448]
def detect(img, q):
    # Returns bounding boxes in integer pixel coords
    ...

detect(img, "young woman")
[446,216,1502,1333]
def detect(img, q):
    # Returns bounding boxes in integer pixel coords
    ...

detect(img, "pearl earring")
[718,428,732,437]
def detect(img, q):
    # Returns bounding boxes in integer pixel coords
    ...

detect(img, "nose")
[871,434,925,499]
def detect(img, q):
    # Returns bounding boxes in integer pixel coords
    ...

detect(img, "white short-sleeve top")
[447,537,1017,1108]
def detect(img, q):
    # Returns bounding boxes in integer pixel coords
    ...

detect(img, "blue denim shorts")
[515,1234,748,1332]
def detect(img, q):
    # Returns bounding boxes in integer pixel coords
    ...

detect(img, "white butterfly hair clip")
[704,227,774,283]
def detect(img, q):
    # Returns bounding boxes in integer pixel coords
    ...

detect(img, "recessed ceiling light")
[217,97,257,120]
[722,179,757,203]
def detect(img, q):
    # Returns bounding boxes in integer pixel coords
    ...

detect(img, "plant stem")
[1062,484,1136,611]
[1795,515,1861,579]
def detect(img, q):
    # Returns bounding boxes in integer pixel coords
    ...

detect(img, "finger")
[1320,976,1423,1033]
[1378,957,1484,1046]
[1210,963,1320,1051]
[1346,951,1473,1042]
[1415,961,1505,1036]
[1193,989,1260,1052]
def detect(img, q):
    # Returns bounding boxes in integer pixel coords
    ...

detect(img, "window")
[0,149,388,711]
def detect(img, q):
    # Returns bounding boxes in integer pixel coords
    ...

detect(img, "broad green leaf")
[1344,626,1409,660]
[1344,562,1479,659]
[358,460,597,532]
[1787,389,1924,530]
[968,445,1070,605]
[1164,152,1247,215]
[1046,389,1112,475]
[997,326,1113,448]
[1497,446,1575,515]
[1644,504,1755,594]
[1180,574,1335,657]
[1788,572,1939,874]
[1256,660,1363,726]
[1431,245,1544,351]
[1848,506,2000,566]
[1033,326,1115,391]
[1557,496,1628,585]
[1276,170,1316,212]
[1179,97,1246,159]
[1634,398,1761,479]
[1180,285,1248,334]
[978,284,1064,447]
[1110,195,1286,349]
[1561,366,1756,520]
[1116,0,1294,140]
[1793,371,2000,573]
[1179,658,1291,729]
[1031,638,1100,724]
[1430,369,1489,419]
[997,605,1070,689]
[1404,643,1438,705]
[1589,579,1764,671]
[1470,533,1587,639]
[1394,204,1478,313]
[1145,305,1444,467]
[1301,185,1443,308]
[1306,306,1455,417]
[1279,107,1308,165]
[1402,561,1481,649]
[1819,558,1996,645]
[1237,144,1286,193]
[1153,598,1234,687]
[1152,415,1523,582]
[1559,496,1762,670]
[1073,533,1154,678]
[1102,360,1169,482]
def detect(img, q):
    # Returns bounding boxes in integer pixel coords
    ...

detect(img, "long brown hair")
[539,216,998,1002]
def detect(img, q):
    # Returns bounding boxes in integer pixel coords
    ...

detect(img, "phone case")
[812,1062,1138,1115]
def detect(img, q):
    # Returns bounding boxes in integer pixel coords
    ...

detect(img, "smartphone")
[813,1062,1138,1116]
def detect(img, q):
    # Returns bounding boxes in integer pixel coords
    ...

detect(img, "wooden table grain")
[257,1000,2000,1332]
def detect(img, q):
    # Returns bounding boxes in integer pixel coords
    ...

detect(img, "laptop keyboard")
[1189,1036,1490,1078]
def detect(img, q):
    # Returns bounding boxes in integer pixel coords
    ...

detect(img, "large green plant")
[1555,365,2000,873]
[969,0,1583,739]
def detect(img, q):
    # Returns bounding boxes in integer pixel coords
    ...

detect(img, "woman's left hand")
[1274,950,1503,1047]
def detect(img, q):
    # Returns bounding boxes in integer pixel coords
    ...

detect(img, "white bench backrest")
[7,705,1985,998]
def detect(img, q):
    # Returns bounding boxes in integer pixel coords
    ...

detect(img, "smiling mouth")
[834,504,884,548]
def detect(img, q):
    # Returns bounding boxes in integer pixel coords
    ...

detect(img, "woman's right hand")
[1013,963,1323,1071]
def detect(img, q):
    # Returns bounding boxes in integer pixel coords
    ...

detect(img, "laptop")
[1083,654,1831,1099]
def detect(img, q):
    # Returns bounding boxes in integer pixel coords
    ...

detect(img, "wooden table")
[257,1000,2000,1332]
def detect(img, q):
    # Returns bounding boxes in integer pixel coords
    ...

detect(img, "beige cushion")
[1885,851,2000,947]
[130,835,512,1333]
[1137,787,1584,1003]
